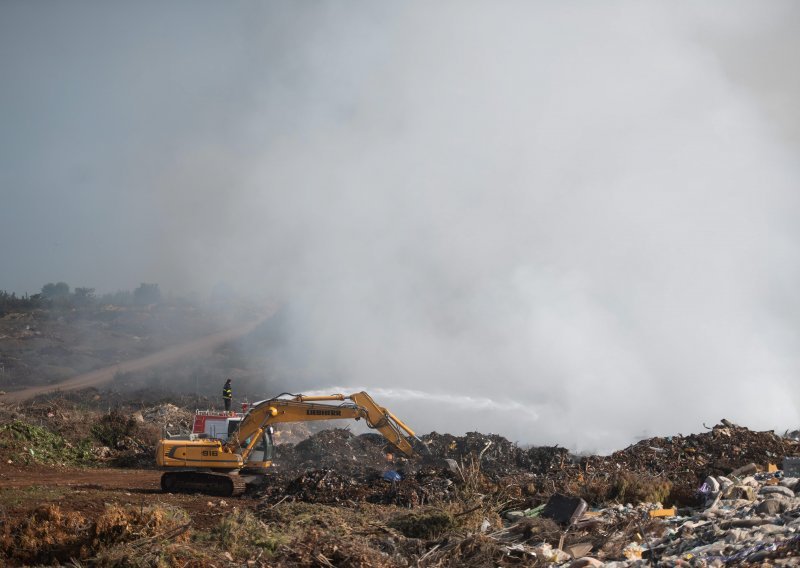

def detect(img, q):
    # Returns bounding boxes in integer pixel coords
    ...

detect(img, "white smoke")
[3,1,799,450]
[198,3,800,450]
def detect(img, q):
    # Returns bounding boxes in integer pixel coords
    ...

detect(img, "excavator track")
[160,471,247,497]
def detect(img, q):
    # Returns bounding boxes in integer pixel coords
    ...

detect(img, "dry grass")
[0,502,189,566]
[212,508,285,559]
[564,471,672,507]
[442,454,509,533]
[388,509,454,539]
[610,472,672,505]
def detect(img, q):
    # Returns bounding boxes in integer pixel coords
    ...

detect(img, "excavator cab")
[243,425,274,464]
[224,420,275,465]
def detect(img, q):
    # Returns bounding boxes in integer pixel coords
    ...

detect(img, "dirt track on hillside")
[2,315,270,403]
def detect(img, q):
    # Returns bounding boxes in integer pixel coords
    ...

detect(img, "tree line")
[0,282,163,315]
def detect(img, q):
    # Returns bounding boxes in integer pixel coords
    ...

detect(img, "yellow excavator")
[156,391,419,496]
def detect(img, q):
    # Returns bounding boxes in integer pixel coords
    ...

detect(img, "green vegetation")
[0,290,45,316]
[91,410,138,448]
[0,420,95,466]
[40,282,70,300]
[133,283,161,305]
[5,281,165,312]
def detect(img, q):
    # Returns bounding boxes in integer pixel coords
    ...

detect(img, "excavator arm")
[156,391,418,477]
[225,391,417,462]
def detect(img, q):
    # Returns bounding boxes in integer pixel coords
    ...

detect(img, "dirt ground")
[0,463,256,532]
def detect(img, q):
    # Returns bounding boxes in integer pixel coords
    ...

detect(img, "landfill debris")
[785,456,800,477]
[246,420,800,566]
[541,493,589,525]
[3,395,800,566]
[731,462,759,477]
[564,542,593,558]
[142,403,193,432]
[648,507,677,518]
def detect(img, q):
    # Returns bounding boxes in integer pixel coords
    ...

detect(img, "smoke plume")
[2,1,799,449]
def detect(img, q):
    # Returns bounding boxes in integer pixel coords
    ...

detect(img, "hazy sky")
[2,1,799,449]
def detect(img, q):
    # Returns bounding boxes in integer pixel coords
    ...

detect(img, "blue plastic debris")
[383,470,402,482]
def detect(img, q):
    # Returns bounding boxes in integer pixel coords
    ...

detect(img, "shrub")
[0,420,94,466]
[91,410,138,448]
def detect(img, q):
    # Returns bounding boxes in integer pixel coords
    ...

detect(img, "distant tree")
[0,291,45,315]
[133,283,161,305]
[100,290,133,306]
[41,282,70,299]
[73,287,96,306]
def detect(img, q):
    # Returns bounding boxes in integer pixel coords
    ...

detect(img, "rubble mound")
[421,431,570,477]
[141,403,192,432]
[256,467,458,508]
[605,420,793,476]
[277,429,391,475]
[259,421,800,514]
[576,420,800,506]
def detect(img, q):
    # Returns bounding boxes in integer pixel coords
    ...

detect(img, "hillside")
[0,299,277,400]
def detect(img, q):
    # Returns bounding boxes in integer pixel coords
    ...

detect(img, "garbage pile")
[606,419,790,476]
[422,431,570,476]
[410,422,798,508]
[274,429,391,474]
[643,471,800,566]
[272,428,569,480]
[252,467,800,566]
[487,467,800,566]
[257,466,458,508]
[265,421,799,506]
[141,403,193,433]
[568,420,800,507]
[248,421,800,566]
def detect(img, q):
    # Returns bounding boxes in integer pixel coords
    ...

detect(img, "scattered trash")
[248,420,800,565]
[784,456,800,477]
[541,493,588,526]
[3,395,799,567]
[382,470,402,482]
[564,542,593,558]
[648,507,676,518]
[731,462,758,477]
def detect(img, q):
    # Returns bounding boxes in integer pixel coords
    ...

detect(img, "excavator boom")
[156,390,418,496]
[226,391,415,460]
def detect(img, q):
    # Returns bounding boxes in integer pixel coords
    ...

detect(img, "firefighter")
[222,378,232,412]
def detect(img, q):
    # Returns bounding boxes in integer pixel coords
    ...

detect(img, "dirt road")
[0,464,162,489]
[2,314,270,403]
